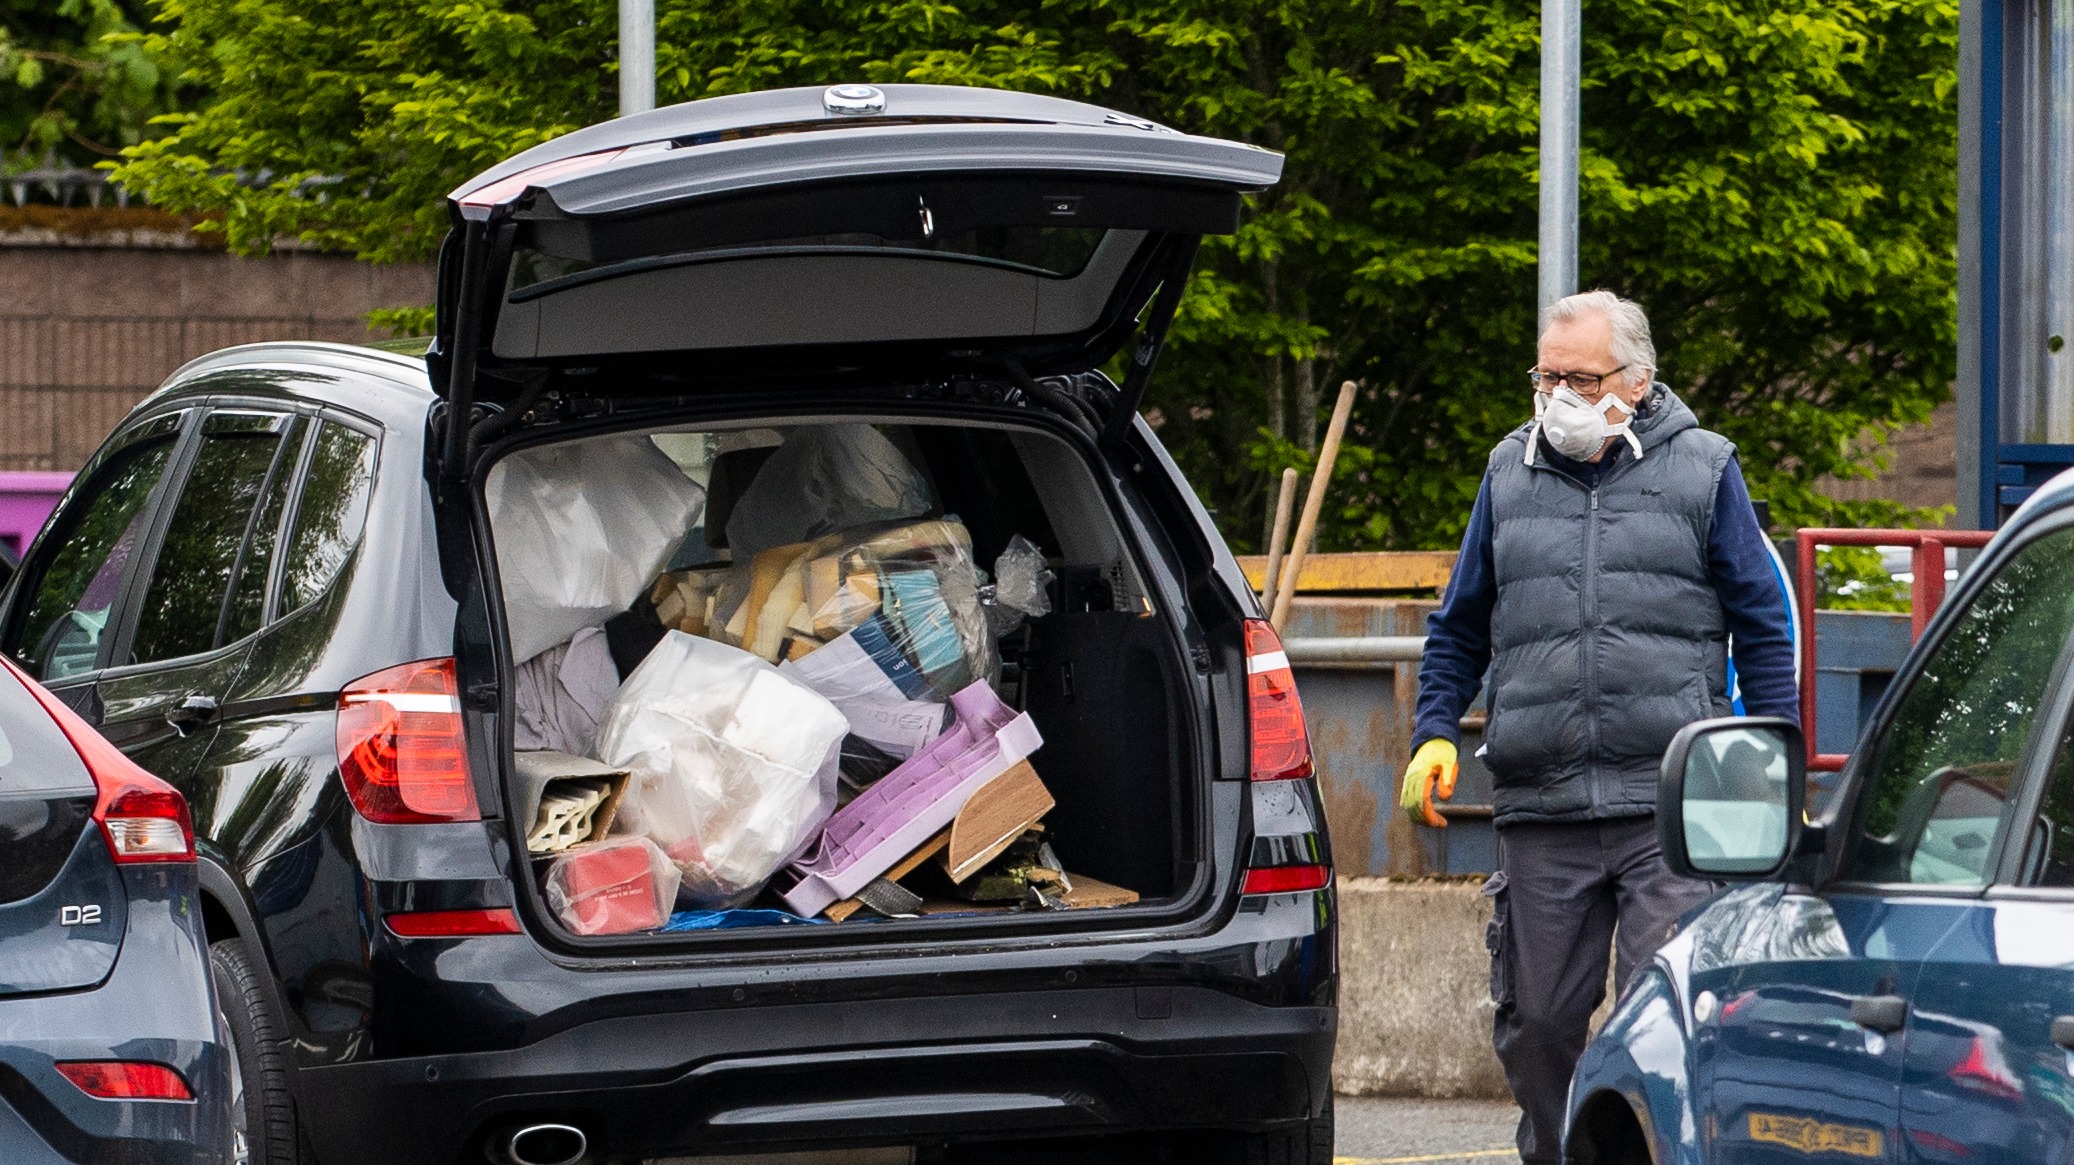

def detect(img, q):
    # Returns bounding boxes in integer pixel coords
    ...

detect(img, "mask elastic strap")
[1597,393,1646,459]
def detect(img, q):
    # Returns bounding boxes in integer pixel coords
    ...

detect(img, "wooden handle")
[1260,467,1300,613]
[1270,380,1358,630]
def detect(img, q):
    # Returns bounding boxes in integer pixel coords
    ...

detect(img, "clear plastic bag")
[723,424,933,558]
[984,535,1055,637]
[543,835,681,935]
[701,519,997,692]
[592,631,848,908]
[488,434,707,662]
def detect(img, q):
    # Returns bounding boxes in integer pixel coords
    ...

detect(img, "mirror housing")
[1658,716,1806,881]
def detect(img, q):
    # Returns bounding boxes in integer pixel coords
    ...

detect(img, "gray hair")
[1541,290,1656,385]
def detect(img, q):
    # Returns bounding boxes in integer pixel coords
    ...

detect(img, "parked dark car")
[0,84,1336,1165]
[0,649,232,1163]
[1565,476,2074,1165]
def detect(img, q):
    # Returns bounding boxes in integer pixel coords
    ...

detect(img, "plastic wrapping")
[983,536,1055,637]
[704,519,997,691]
[488,434,707,662]
[592,631,848,907]
[725,424,933,558]
[544,836,680,935]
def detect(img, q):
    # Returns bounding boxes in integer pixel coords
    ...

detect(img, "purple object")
[777,681,1041,918]
[0,471,72,557]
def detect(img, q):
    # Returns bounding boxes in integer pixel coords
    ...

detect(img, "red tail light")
[385,908,522,938]
[1244,619,1313,781]
[1241,865,1331,895]
[2,656,193,863]
[55,1061,193,1101]
[337,658,480,824]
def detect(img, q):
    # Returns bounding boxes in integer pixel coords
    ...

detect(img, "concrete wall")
[0,225,432,472]
[1336,878,1507,1098]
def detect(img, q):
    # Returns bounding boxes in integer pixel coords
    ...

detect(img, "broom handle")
[1270,381,1358,630]
[1260,467,1300,613]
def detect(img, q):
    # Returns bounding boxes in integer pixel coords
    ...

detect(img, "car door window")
[278,421,376,614]
[1838,526,2074,886]
[219,417,308,645]
[11,420,182,682]
[127,414,289,667]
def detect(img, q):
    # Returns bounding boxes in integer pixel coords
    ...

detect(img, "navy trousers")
[1484,815,1716,1164]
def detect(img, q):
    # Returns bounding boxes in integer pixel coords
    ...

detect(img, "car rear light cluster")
[6,657,194,864]
[1240,619,1330,896]
[1245,619,1313,782]
[337,658,481,824]
[55,1061,193,1101]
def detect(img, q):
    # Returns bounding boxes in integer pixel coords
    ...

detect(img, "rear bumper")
[299,984,1334,1164]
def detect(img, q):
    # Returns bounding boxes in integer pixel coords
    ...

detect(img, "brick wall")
[0,236,432,472]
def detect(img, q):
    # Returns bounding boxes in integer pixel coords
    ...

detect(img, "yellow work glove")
[1399,738,1459,829]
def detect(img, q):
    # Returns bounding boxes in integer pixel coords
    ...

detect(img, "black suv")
[0,84,1336,1165]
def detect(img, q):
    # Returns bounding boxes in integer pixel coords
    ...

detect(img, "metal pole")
[1538,0,1580,313]
[619,0,655,116]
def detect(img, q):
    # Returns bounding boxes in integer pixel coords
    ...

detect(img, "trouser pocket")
[1481,869,1513,1006]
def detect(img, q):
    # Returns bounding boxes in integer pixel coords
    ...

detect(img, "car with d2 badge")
[1565,477,2074,1164]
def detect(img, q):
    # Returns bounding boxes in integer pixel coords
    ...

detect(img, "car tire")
[212,937,303,1165]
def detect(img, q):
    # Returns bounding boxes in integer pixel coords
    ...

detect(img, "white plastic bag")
[488,434,707,662]
[543,836,680,935]
[592,632,847,907]
[724,424,932,558]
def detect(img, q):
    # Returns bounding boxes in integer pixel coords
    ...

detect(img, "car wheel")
[211,937,303,1165]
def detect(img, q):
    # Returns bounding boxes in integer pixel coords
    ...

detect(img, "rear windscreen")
[510,225,1111,296]
[0,669,91,799]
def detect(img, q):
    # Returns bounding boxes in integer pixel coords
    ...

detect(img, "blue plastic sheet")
[660,908,824,932]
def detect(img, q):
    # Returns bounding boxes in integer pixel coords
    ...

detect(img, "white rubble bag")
[487,433,707,662]
[592,631,848,907]
[723,423,933,558]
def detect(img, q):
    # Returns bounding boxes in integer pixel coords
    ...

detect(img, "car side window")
[11,421,182,681]
[1838,526,2074,886]
[127,414,290,667]
[278,421,377,614]
[219,417,309,645]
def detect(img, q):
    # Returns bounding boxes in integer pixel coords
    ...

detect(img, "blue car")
[0,652,233,1163]
[1567,481,2074,1165]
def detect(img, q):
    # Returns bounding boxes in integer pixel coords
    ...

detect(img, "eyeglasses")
[1528,365,1628,394]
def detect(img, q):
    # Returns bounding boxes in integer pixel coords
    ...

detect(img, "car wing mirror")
[1659,716,1805,881]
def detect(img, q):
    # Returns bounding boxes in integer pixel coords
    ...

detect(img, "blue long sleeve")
[1709,459,1799,723]
[1413,474,1497,748]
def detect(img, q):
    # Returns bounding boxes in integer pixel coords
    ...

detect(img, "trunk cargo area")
[483,409,1197,943]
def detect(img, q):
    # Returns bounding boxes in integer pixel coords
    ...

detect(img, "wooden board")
[941,761,1054,883]
[824,828,952,923]
[1236,551,1456,595]
[1056,874,1139,910]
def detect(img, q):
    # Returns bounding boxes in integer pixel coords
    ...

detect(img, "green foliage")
[1814,544,1909,612]
[0,0,184,169]
[115,0,1958,549]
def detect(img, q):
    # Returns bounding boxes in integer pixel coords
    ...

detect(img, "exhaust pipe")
[491,1123,587,1165]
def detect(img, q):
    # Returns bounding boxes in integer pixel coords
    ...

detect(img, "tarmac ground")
[1334,1096,1524,1165]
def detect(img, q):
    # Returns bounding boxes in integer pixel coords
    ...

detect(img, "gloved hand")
[1399,738,1459,828]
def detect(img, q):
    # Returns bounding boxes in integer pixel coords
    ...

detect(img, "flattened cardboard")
[941,761,1054,883]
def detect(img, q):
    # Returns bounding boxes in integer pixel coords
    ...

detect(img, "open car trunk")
[483,407,1199,944]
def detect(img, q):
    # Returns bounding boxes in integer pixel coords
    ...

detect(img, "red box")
[556,842,663,935]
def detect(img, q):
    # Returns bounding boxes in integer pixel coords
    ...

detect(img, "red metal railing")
[1795,528,1996,771]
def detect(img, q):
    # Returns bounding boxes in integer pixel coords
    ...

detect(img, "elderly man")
[1400,290,1797,1164]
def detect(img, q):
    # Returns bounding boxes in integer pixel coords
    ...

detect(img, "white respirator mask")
[1527,386,1644,466]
